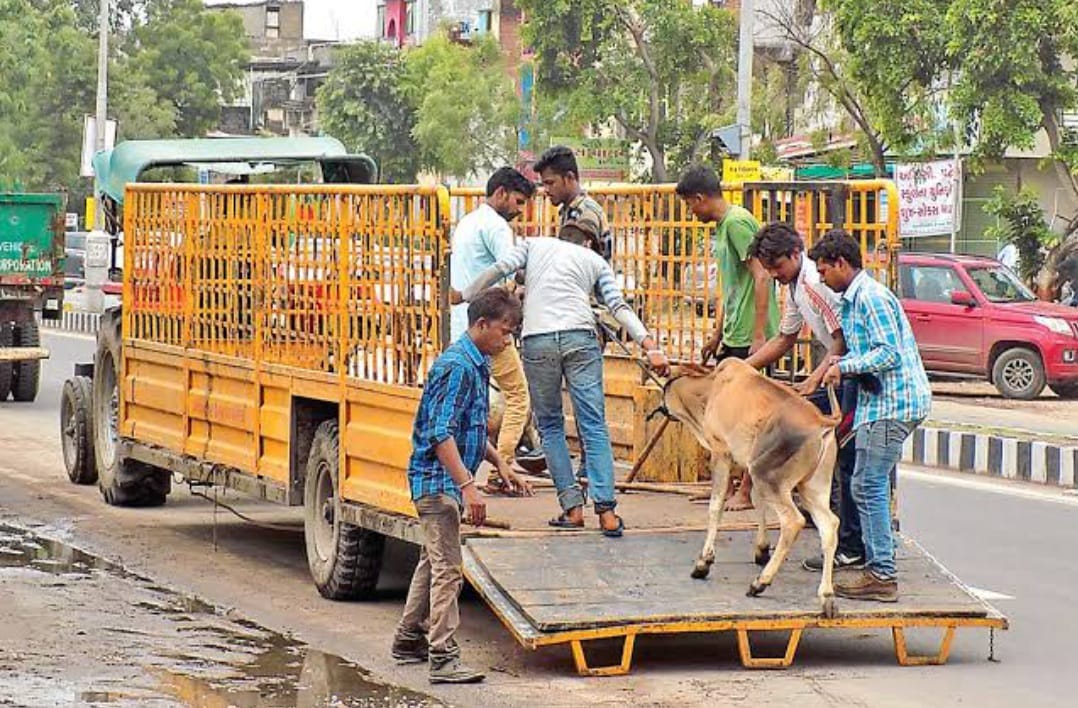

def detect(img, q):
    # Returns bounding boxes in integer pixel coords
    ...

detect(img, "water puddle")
[0,524,443,707]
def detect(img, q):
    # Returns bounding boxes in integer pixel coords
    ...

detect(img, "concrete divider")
[903,425,1078,489]
[36,311,101,336]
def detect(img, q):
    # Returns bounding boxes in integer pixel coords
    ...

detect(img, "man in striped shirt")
[743,222,864,571]
[452,218,669,537]
[811,231,931,603]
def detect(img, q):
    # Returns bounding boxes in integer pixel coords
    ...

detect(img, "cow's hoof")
[746,580,768,597]
[691,562,711,580]
[754,546,771,567]
[821,595,837,619]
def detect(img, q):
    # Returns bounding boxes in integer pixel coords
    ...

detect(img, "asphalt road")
[0,331,1075,706]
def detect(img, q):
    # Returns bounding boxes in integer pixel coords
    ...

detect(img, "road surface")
[0,331,1074,706]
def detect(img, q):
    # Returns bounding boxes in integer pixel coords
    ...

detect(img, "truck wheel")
[304,419,385,600]
[61,376,97,484]
[1049,382,1078,399]
[0,323,12,401]
[93,308,170,507]
[11,319,41,402]
[991,348,1046,400]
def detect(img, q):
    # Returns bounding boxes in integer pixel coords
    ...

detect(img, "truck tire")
[93,308,170,507]
[0,322,12,401]
[991,347,1046,400]
[1049,382,1078,399]
[61,376,97,484]
[11,319,41,402]
[304,419,385,600]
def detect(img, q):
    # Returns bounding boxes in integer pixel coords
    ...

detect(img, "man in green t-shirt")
[676,164,780,510]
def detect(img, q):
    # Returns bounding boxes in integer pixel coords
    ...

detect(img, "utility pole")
[735,0,755,160]
[94,0,109,230]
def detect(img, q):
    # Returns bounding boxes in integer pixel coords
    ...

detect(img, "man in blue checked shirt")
[810,230,931,604]
[391,288,531,684]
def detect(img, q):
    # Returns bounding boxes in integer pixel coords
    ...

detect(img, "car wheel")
[991,348,1046,400]
[1048,381,1078,399]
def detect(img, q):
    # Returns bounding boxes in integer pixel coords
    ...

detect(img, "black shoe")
[514,447,547,474]
[801,552,865,572]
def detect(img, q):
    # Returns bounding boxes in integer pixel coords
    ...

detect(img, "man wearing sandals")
[391,288,531,683]
[450,218,669,538]
[449,167,542,494]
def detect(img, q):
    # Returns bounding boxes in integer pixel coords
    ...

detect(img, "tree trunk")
[648,141,668,183]
[1032,107,1078,299]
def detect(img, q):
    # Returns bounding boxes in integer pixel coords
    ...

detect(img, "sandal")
[548,513,585,529]
[480,478,522,497]
[600,514,625,538]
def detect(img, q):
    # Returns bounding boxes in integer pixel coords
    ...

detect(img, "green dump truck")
[0,191,64,402]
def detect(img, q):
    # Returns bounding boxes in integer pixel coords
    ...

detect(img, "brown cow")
[664,358,842,617]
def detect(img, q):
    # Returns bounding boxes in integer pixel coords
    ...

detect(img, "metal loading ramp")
[462,529,1008,675]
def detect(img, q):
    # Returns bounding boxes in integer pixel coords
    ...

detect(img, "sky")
[204,0,378,42]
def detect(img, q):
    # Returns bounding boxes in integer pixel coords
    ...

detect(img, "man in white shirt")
[743,222,865,571]
[452,218,669,536]
[449,168,538,493]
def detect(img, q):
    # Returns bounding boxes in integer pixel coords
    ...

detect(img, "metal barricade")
[124,184,451,388]
[449,181,897,366]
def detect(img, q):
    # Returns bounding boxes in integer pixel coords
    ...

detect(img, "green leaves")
[316,41,419,183]
[516,0,736,182]
[318,33,520,183]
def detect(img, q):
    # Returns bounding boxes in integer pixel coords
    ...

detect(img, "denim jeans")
[521,329,616,513]
[851,419,919,580]
[805,379,864,558]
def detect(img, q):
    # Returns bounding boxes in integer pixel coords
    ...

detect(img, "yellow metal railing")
[124,184,451,388]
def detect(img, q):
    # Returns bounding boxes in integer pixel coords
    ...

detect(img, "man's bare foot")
[724,490,754,511]
[598,509,620,532]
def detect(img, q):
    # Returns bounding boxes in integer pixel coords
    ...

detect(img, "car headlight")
[1033,315,1073,336]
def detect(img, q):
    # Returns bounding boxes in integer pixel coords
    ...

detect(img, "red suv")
[898,252,1078,399]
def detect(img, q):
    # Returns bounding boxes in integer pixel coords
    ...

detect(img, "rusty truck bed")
[459,486,1007,675]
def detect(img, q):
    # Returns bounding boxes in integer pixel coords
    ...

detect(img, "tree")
[317,42,420,183]
[126,0,248,137]
[403,33,519,180]
[0,0,97,191]
[758,3,897,176]
[516,0,737,182]
[984,186,1057,286]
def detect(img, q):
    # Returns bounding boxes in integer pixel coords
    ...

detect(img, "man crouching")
[391,288,528,683]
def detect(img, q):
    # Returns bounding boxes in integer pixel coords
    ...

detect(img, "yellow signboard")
[723,159,762,184]
[84,197,95,230]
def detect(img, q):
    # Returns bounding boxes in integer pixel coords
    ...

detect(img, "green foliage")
[316,41,419,183]
[984,186,1057,284]
[0,0,246,201]
[516,0,736,182]
[127,0,248,137]
[403,33,519,179]
[824,0,951,155]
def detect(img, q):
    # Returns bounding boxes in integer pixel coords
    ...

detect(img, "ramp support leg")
[569,633,637,676]
[736,628,803,669]
[892,626,956,666]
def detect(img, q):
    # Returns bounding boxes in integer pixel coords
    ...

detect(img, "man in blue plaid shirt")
[810,230,931,603]
[392,288,530,684]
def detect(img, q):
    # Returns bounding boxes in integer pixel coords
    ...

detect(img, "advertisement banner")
[895,160,961,237]
[550,137,630,182]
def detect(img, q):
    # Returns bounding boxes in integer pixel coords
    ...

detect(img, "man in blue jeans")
[810,230,931,602]
[452,219,669,536]
[742,222,865,571]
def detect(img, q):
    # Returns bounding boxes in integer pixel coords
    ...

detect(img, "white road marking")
[900,465,1078,509]
[968,586,1016,601]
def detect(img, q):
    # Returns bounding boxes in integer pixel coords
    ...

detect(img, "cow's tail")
[820,382,842,427]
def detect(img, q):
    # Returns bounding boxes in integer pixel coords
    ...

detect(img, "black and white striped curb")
[903,425,1078,488]
[36,311,101,335]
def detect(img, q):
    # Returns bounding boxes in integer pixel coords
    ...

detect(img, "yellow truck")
[59,141,1005,674]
